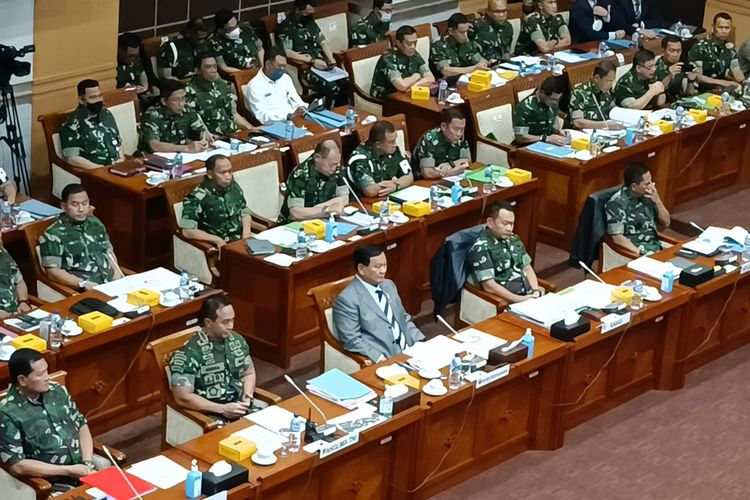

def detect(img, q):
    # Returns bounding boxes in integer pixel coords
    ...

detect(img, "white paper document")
[508,280,617,327]
[155,149,232,163]
[341,212,376,227]
[553,51,584,63]
[263,253,299,267]
[127,455,188,490]
[94,267,183,297]
[609,107,650,126]
[683,226,748,255]
[232,425,287,452]
[404,335,465,371]
[453,328,508,359]
[245,405,302,433]
[107,295,137,313]
[255,225,298,247]
[627,256,682,280]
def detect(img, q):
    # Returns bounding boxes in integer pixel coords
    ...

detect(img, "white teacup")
[255,447,275,461]
[162,291,179,304]
[425,379,444,392]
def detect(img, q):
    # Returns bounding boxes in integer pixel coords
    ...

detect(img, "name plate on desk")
[601,312,631,334]
[470,364,510,389]
[319,432,360,459]
[740,261,750,275]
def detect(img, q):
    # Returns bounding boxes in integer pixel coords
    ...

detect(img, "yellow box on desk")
[372,200,400,215]
[402,200,431,217]
[301,219,326,239]
[506,168,532,185]
[688,109,707,123]
[611,286,634,306]
[127,289,160,307]
[77,311,114,334]
[471,70,492,86]
[11,334,46,352]
[411,86,430,101]
[385,373,420,390]
[705,94,722,108]
[654,120,674,133]
[218,436,256,462]
[467,80,491,92]
[498,70,518,80]
[571,137,590,151]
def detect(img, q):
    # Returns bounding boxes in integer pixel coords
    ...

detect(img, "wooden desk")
[499,266,692,430]
[630,242,750,375]
[352,315,569,499]
[0,288,219,434]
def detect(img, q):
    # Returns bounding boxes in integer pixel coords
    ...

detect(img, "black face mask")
[300,14,314,23]
[86,101,103,115]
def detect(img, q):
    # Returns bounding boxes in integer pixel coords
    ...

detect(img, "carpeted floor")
[96,185,750,498]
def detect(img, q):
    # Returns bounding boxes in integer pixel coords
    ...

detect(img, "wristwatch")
[78,279,87,291]
[540,134,547,143]
[83,460,96,469]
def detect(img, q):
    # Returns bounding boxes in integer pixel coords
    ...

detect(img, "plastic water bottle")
[598,41,608,58]
[378,394,393,418]
[449,354,462,390]
[344,107,356,133]
[430,185,440,211]
[288,413,302,452]
[379,200,389,229]
[632,31,640,48]
[173,152,183,179]
[49,311,62,349]
[1,197,13,232]
[324,213,338,242]
[547,54,556,71]
[631,279,644,310]
[296,228,308,259]
[483,164,496,193]
[520,328,535,358]
[743,77,750,98]
[720,91,731,116]
[285,114,295,140]
[661,269,675,293]
[742,233,750,263]
[179,269,191,300]
[185,459,202,498]
[437,79,448,104]
[635,116,646,143]
[675,106,685,131]
[450,181,462,205]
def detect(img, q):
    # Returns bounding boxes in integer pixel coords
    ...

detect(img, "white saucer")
[389,214,408,224]
[61,321,84,337]
[375,364,408,379]
[251,452,277,466]
[422,382,448,397]
[642,286,662,302]
[159,294,182,307]
[418,369,441,379]
[495,176,514,188]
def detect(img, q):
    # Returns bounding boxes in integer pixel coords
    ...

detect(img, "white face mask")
[226,27,241,40]
[592,18,603,31]
[380,11,392,23]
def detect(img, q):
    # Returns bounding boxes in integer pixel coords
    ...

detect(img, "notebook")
[18,199,62,219]
[82,467,157,500]
[306,368,376,409]
[526,142,575,159]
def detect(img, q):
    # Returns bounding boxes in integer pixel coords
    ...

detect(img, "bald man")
[470,0,515,62]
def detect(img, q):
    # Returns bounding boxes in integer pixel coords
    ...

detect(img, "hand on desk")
[17,301,31,314]
[67,464,96,478]
[377,179,399,197]
[312,59,329,70]
[325,198,347,214]
[547,134,568,146]
[219,401,251,419]
[186,140,209,152]
[606,120,625,130]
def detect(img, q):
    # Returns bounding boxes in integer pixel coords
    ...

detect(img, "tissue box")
[402,200,431,217]
[688,109,707,123]
[218,436,256,462]
[202,461,248,496]
[655,120,674,133]
[10,334,46,352]
[390,387,421,414]
[571,137,590,151]
[488,343,528,365]
[470,70,492,86]
[505,168,532,185]
[611,286,634,306]
[301,219,326,239]
[372,200,400,215]
[467,80,490,92]
[550,318,591,341]
[411,86,430,101]
[77,311,113,334]
[705,94,722,108]
[384,373,420,391]
[126,289,160,307]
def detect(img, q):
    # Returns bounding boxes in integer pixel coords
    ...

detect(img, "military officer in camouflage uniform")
[0,236,31,318]
[139,79,210,154]
[0,349,98,491]
[40,184,123,291]
[278,0,351,107]
[279,139,349,223]
[606,163,670,256]
[370,25,434,99]
[655,35,699,104]
[116,32,149,95]
[614,49,665,110]
[568,60,623,130]
[180,155,253,248]
[514,75,568,145]
[170,296,257,422]
[689,12,745,93]
[157,18,209,80]
[347,120,413,197]
[515,0,570,56]
[211,9,265,73]
[467,201,543,303]
[60,79,123,169]
[412,108,471,179]
[349,0,392,47]
[430,13,488,78]
[470,0,515,62]
[186,54,254,138]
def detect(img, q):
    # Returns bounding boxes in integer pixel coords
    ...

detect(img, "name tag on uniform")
[399,159,412,175]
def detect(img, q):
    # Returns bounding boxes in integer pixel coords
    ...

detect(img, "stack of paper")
[245,405,304,433]
[18,199,62,219]
[453,328,508,359]
[609,107,650,126]
[627,256,682,280]
[306,368,377,410]
[155,149,230,163]
[232,424,287,452]
[127,455,188,489]
[311,66,349,82]
[683,226,748,255]
[255,225,298,246]
[404,335,465,371]
[94,267,184,296]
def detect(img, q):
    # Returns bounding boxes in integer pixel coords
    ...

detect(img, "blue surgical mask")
[270,69,285,81]
[380,12,392,23]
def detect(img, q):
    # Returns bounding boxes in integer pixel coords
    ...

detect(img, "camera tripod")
[0,84,31,194]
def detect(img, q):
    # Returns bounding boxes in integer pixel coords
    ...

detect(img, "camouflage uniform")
[654,58,689,103]
[605,186,661,255]
[370,48,430,98]
[210,25,263,69]
[568,80,616,126]
[60,106,121,166]
[613,66,661,109]
[279,155,348,224]
[470,14,514,61]
[186,75,238,137]
[138,103,204,154]
[179,177,251,242]
[0,249,22,314]
[157,36,203,80]
[116,60,144,88]
[169,328,253,404]
[346,143,411,195]
[467,228,532,287]
[429,36,484,76]
[411,128,471,177]
[689,36,741,91]
[0,383,87,469]
[349,12,389,47]
[277,13,348,96]
[39,214,116,284]
[515,12,569,56]
[514,94,557,137]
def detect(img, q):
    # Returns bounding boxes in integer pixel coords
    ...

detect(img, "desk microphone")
[101,445,143,500]
[341,176,375,225]
[578,260,607,284]
[283,374,336,436]
[436,314,460,337]
[689,221,706,233]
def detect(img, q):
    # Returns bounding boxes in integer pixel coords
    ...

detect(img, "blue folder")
[307,368,373,400]
[306,110,347,129]
[526,142,575,159]
[19,199,62,219]
[260,121,309,140]
[606,40,635,50]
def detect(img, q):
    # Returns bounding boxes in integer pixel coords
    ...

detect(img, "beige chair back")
[231,149,285,223]
[289,130,342,166]
[509,18,521,54]
[341,41,390,119]
[313,1,349,53]
[466,86,515,167]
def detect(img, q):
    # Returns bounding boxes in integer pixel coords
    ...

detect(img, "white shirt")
[244,70,307,124]
[356,275,383,308]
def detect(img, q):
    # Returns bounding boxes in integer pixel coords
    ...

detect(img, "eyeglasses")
[638,63,657,70]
